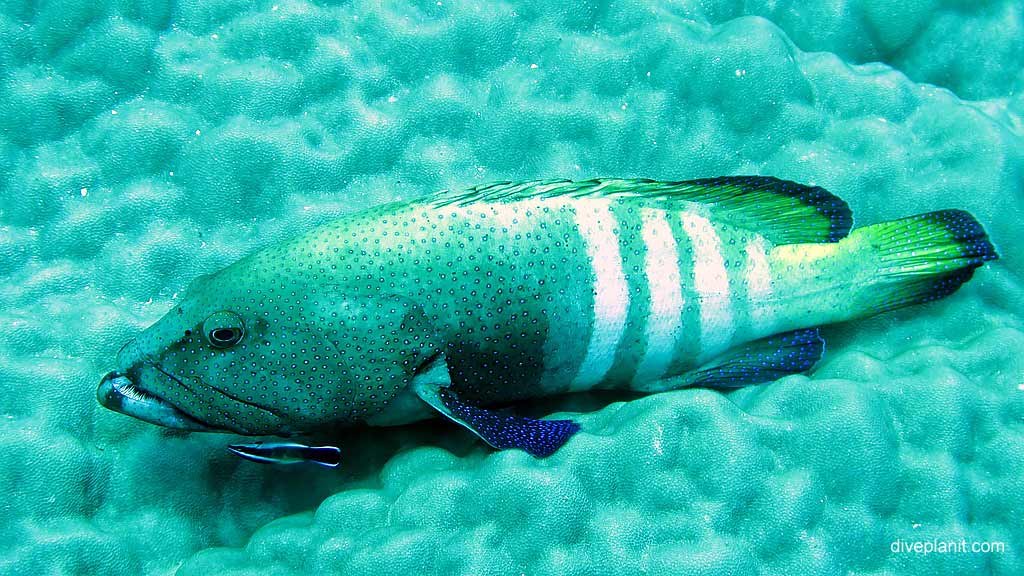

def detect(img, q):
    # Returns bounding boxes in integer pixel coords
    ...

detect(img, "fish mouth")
[97,370,216,432]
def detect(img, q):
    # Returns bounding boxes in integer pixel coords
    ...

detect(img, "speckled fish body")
[98,177,997,457]
[297,184,823,403]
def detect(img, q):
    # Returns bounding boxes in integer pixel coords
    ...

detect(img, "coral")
[0,0,1021,574]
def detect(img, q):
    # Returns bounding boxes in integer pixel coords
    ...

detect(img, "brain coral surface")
[1,1,1022,575]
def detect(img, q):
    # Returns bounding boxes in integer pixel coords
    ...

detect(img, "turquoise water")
[1,1,1022,574]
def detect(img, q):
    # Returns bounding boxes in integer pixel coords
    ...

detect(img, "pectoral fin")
[411,354,580,458]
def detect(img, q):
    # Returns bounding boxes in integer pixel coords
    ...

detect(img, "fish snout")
[96,369,215,432]
[97,370,126,411]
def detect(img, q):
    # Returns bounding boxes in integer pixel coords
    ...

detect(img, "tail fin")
[854,209,998,316]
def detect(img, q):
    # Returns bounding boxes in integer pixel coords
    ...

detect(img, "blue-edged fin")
[227,442,341,468]
[665,328,825,390]
[853,209,999,317]
[411,354,580,458]
[429,176,852,244]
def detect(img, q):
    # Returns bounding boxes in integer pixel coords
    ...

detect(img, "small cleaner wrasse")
[97,177,998,463]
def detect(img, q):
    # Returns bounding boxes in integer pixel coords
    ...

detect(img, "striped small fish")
[98,177,998,462]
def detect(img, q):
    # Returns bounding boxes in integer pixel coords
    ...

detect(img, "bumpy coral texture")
[1,1,1022,575]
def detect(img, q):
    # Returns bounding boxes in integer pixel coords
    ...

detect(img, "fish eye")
[209,328,241,346]
[202,311,245,349]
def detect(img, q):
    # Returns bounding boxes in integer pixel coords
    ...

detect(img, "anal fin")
[675,328,825,390]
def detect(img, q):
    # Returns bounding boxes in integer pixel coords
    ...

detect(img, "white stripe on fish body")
[632,208,685,385]
[514,197,597,395]
[678,211,736,360]
[395,194,809,395]
[568,198,630,391]
[485,199,529,231]
[743,235,776,336]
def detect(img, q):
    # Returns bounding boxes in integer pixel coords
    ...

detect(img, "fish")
[226,442,341,468]
[97,177,998,462]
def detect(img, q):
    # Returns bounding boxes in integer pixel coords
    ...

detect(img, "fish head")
[98,260,440,436]
[98,267,286,435]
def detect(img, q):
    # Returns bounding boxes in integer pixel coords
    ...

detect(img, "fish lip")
[97,370,217,432]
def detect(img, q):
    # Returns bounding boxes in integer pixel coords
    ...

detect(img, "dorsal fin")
[428,176,853,244]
